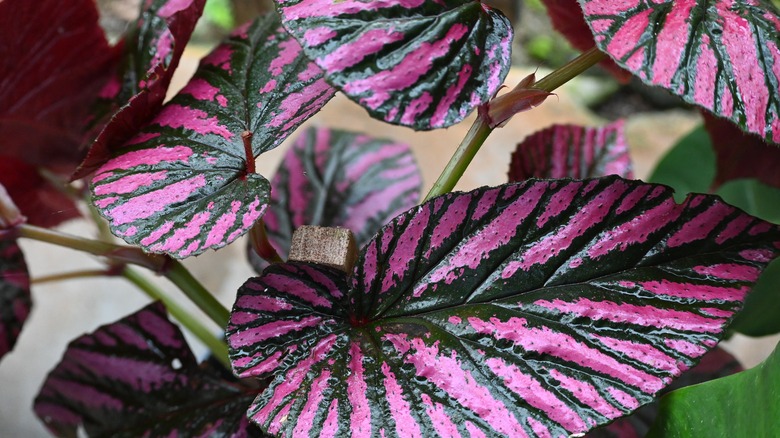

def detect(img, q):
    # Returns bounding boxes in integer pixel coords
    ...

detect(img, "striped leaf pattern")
[274,0,513,129]
[76,0,207,178]
[250,126,421,271]
[228,176,780,437]
[0,237,30,360]
[34,302,261,437]
[508,121,633,182]
[90,14,335,258]
[577,0,780,143]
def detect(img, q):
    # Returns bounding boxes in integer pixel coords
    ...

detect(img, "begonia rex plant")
[2,0,780,436]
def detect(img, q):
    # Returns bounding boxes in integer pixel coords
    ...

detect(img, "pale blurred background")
[2,1,778,435]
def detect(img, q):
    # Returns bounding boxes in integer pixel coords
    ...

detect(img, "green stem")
[14,224,230,329]
[122,266,231,370]
[32,269,115,284]
[15,224,167,272]
[422,47,607,202]
[165,260,230,329]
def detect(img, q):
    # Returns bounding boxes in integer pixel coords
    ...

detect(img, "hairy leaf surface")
[75,0,207,178]
[508,121,632,181]
[90,14,335,258]
[250,127,421,271]
[34,302,261,437]
[274,0,513,129]
[577,0,780,143]
[228,177,780,437]
[0,236,30,360]
[648,342,780,437]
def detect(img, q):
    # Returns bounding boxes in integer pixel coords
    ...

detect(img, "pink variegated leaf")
[74,0,207,179]
[508,121,633,181]
[540,0,632,82]
[577,0,780,143]
[0,235,30,360]
[90,14,335,258]
[33,302,262,437]
[585,347,742,437]
[249,126,421,272]
[274,0,513,130]
[228,176,780,437]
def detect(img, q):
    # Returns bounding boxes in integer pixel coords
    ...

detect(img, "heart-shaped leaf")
[90,14,336,258]
[508,121,633,181]
[577,0,780,143]
[274,0,513,129]
[647,341,780,437]
[585,347,742,437]
[249,126,421,271]
[540,0,631,82]
[75,0,207,179]
[228,176,780,437]
[0,235,30,361]
[703,113,780,190]
[33,302,262,437]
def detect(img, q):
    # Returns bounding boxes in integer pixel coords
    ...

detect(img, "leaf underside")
[275,0,513,129]
[577,0,780,143]
[508,121,633,181]
[90,13,335,258]
[0,236,31,360]
[33,302,261,437]
[249,126,421,272]
[228,176,780,437]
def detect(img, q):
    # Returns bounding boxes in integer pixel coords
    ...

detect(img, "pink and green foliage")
[33,302,262,437]
[249,126,421,271]
[75,0,207,178]
[0,236,30,360]
[227,177,780,437]
[586,347,742,437]
[703,112,780,190]
[273,0,513,129]
[90,14,335,258]
[508,121,632,181]
[0,0,117,227]
[577,0,780,143]
[540,0,631,82]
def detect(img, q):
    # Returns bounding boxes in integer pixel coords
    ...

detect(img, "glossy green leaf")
[647,125,715,202]
[89,14,335,258]
[647,341,780,437]
[228,177,780,437]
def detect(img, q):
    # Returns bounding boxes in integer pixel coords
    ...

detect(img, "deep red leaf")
[540,0,631,82]
[703,112,780,190]
[0,0,117,172]
[0,158,80,228]
[73,0,207,180]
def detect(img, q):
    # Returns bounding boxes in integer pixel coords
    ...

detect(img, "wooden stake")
[288,226,357,273]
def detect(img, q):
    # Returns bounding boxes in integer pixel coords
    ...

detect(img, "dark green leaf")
[647,125,715,202]
[647,341,780,437]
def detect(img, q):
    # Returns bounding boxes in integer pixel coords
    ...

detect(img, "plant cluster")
[1,0,780,436]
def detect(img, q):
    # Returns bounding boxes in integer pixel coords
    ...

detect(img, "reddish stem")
[242,131,256,175]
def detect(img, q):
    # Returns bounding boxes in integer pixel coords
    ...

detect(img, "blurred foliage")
[204,0,234,30]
